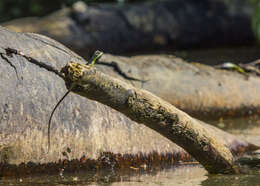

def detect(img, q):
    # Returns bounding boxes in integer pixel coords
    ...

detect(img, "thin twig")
[47,88,72,152]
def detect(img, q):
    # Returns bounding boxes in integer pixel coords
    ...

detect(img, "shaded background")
[1,0,260,65]
[0,0,149,22]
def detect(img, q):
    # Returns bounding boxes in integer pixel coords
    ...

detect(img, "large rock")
[0,26,256,168]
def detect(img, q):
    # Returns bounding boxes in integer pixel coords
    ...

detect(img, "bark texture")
[3,0,254,55]
[61,62,240,174]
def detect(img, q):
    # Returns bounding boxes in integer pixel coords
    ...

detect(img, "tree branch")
[61,62,240,174]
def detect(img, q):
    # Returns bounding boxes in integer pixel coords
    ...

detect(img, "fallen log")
[61,62,240,174]
[95,54,260,119]
[2,0,254,55]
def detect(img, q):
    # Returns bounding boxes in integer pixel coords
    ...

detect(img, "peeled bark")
[61,62,240,174]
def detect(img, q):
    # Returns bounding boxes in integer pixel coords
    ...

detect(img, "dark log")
[61,62,241,174]
[3,0,254,55]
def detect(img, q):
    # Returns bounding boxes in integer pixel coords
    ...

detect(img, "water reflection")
[207,116,260,148]
[0,165,208,186]
[202,169,260,186]
[207,115,260,131]
[1,163,260,185]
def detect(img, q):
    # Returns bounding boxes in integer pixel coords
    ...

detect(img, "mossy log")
[61,62,240,174]
[3,0,254,55]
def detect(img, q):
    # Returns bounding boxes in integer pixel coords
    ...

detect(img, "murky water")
[208,116,260,148]
[0,165,207,185]
[1,165,260,185]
